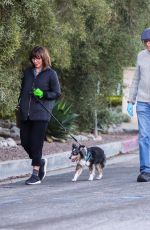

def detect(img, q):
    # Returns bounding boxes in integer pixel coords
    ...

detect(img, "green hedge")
[107,96,122,107]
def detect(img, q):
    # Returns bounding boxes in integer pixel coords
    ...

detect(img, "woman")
[19,46,61,185]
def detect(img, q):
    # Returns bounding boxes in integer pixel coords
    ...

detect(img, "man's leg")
[137,102,150,173]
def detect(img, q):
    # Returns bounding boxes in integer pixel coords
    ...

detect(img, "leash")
[33,96,81,145]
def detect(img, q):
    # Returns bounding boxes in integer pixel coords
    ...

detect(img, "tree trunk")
[94,109,98,137]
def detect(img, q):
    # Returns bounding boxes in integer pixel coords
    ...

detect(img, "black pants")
[20,119,48,166]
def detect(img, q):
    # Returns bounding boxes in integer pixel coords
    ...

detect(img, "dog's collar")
[84,150,93,162]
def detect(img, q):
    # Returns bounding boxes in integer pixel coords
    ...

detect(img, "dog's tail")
[101,154,106,168]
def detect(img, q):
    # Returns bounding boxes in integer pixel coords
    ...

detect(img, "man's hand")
[33,88,44,98]
[127,102,133,117]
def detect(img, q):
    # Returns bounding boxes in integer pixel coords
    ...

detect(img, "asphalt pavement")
[1,151,150,230]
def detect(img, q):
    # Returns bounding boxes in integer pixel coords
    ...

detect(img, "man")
[127,28,150,182]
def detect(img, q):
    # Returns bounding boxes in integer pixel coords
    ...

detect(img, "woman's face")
[144,40,150,52]
[32,57,43,69]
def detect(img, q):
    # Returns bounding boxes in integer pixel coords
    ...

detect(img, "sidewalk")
[0,131,139,181]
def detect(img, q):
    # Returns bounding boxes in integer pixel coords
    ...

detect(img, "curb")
[0,136,139,181]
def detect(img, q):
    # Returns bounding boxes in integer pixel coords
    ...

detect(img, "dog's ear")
[79,145,85,150]
[72,143,78,149]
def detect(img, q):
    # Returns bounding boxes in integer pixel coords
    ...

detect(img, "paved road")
[1,153,150,230]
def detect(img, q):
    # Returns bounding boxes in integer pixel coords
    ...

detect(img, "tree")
[1,0,150,131]
[60,0,150,131]
[0,0,73,118]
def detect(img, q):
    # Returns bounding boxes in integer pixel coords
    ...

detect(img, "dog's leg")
[72,164,83,182]
[88,164,95,181]
[95,164,103,180]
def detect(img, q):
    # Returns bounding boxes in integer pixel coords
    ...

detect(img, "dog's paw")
[72,178,77,182]
[88,177,94,181]
[96,174,103,180]
[85,161,90,166]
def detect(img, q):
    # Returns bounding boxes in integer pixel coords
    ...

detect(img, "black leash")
[34,96,81,145]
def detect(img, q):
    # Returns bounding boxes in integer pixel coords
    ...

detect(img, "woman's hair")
[29,46,51,68]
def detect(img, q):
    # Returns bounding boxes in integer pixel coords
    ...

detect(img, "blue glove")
[127,103,133,117]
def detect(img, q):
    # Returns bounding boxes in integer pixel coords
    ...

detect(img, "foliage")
[0,66,21,119]
[1,0,150,129]
[47,100,79,138]
[0,0,73,119]
[61,0,150,130]
[97,106,130,129]
[107,96,122,107]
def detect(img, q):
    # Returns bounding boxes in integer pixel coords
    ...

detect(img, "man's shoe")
[25,174,41,185]
[39,158,47,181]
[137,172,150,182]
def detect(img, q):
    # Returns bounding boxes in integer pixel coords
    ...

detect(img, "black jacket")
[19,66,61,121]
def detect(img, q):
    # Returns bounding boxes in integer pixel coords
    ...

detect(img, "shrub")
[97,106,130,129]
[107,96,122,107]
[47,100,79,139]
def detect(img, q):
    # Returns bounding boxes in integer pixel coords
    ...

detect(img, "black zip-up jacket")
[19,66,61,121]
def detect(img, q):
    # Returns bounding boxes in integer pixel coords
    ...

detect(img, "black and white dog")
[69,144,106,182]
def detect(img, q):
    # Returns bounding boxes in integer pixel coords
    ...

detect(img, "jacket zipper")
[27,75,36,117]
[28,95,32,117]
[27,69,45,117]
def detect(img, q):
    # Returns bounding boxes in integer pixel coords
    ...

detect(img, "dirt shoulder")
[0,132,138,162]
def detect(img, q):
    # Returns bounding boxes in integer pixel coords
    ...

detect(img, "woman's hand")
[33,88,44,98]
